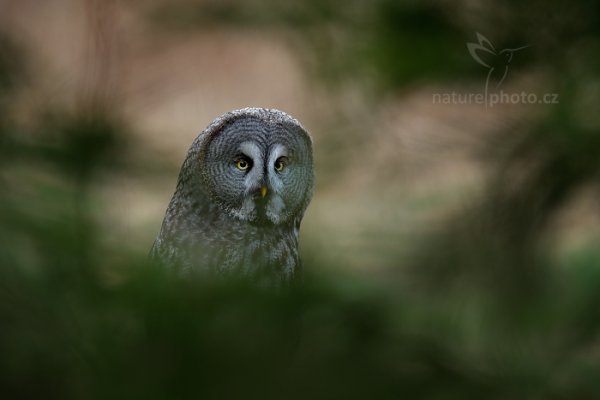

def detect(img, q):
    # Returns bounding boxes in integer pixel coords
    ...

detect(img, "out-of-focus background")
[1,0,600,399]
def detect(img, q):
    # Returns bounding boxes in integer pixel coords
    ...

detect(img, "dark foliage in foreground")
[1,151,600,400]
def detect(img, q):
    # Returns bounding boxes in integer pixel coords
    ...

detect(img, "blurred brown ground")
[1,0,597,271]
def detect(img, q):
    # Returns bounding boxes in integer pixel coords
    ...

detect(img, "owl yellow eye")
[235,158,250,171]
[274,157,287,172]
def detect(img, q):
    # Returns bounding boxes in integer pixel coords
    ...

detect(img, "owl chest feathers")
[152,190,301,281]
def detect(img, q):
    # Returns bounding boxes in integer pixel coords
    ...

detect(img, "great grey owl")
[150,108,314,284]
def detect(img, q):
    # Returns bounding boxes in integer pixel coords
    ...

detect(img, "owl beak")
[260,185,268,198]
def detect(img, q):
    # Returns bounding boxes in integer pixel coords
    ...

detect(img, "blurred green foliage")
[148,0,470,89]
[146,0,600,90]
[2,1,600,399]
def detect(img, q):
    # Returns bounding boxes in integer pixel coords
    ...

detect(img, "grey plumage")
[150,108,314,285]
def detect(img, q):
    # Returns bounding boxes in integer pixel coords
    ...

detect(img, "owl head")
[191,108,314,225]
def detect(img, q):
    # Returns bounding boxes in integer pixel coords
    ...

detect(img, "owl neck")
[216,211,302,283]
